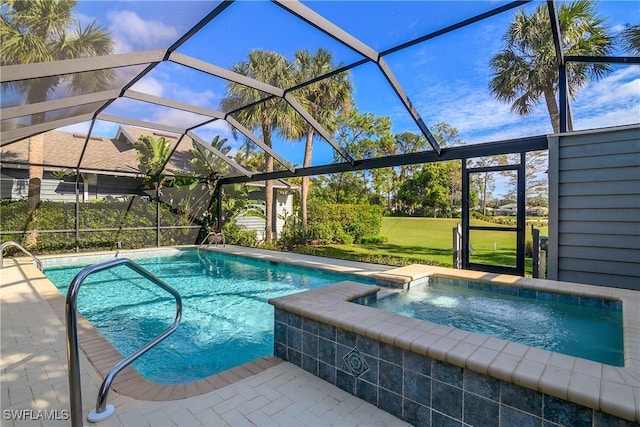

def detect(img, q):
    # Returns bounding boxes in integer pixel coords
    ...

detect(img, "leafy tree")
[371,132,425,212]
[291,48,353,238]
[489,0,613,132]
[371,123,463,214]
[315,110,392,205]
[504,150,549,206]
[1,0,114,211]
[310,174,371,205]
[469,155,508,215]
[220,50,298,243]
[397,163,451,217]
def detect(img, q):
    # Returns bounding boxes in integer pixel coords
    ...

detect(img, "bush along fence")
[306,202,383,245]
[0,200,205,255]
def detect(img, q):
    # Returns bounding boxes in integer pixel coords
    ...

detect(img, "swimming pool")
[359,276,624,366]
[44,249,373,384]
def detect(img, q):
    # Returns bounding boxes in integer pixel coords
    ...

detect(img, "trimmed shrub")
[0,200,205,254]
[307,202,382,244]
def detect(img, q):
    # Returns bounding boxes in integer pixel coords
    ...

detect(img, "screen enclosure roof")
[1,0,637,183]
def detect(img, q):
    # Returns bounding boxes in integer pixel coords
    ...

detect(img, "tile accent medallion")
[343,347,370,378]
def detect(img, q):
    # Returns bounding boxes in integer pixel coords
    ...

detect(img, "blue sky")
[63,0,640,171]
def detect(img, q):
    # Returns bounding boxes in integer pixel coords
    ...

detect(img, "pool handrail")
[0,240,42,271]
[199,230,226,248]
[65,258,182,426]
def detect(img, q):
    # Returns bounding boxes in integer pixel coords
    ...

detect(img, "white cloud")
[129,77,164,98]
[162,84,219,109]
[108,11,179,53]
[572,67,640,130]
[389,65,638,145]
[59,121,120,138]
[148,109,210,130]
[575,67,640,105]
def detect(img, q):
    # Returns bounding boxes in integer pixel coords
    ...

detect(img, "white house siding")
[1,169,28,199]
[548,125,640,290]
[96,175,144,199]
[233,192,294,242]
[1,169,143,202]
[41,175,78,202]
[1,170,79,201]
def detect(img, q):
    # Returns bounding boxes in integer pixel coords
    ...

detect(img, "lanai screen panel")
[1,0,638,173]
[570,64,640,132]
[301,1,511,52]
[383,2,554,147]
[176,0,365,85]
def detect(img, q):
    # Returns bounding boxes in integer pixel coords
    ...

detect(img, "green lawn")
[293,217,548,276]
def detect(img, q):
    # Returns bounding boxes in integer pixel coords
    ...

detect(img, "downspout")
[75,170,80,253]
[216,182,223,229]
[156,177,160,247]
[82,174,89,201]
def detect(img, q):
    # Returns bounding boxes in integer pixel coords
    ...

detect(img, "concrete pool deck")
[2,245,639,425]
[1,255,408,426]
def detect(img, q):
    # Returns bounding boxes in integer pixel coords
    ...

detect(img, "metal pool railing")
[65,258,182,426]
[0,240,42,271]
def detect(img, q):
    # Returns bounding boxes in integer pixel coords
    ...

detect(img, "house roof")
[1,125,299,189]
[1,125,242,178]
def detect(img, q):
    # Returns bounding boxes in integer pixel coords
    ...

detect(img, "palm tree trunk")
[262,119,274,244]
[301,128,314,239]
[27,133,44,213]
[543,87,560,134]
[482,173,487,216]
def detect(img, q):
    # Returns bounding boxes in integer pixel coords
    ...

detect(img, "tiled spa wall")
[273,307,636,427]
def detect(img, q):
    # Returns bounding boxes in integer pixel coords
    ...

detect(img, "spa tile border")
[269,280,640,423]
[31,266,282,401]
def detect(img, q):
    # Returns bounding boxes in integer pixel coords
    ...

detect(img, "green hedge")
[307,202,382,244]
[0,200,204,254]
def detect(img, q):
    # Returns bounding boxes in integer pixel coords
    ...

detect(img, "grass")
[290,217,548,276]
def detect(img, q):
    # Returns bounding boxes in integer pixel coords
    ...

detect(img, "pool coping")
[23,245,389,402]
[268,266,640,423]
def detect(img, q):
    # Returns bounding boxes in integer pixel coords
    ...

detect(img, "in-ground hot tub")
[359,275,624,367]
[269,265,640,426]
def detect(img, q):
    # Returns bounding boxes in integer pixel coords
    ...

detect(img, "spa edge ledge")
[268,279,640,424]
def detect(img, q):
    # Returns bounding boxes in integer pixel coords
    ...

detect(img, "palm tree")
[620,24,640,55]
[1,0,114,211]
[291,49,353,239]
[190,135,232,180]
[134,135,172,190]
[220,50,299,244]
[489,0,613,133]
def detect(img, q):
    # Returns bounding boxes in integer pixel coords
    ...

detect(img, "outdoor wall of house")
[1,169,144,202]
[234,191,294,241]
[1,169,80,202]
[42,174,79,202]
[548,125,640,290]
[1,169,28,199]
[96,175,144,199]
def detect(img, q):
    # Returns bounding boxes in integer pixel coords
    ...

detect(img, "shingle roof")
[1,126,198,176]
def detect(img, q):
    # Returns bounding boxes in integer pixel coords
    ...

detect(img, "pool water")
[364,277,624,366]
[45,249,372,384]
